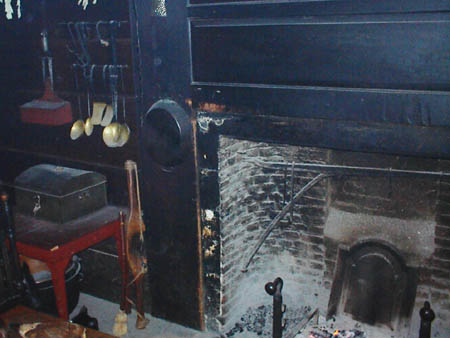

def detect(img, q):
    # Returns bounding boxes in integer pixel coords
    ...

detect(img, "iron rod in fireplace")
[242,160,449,272]
[265,277,285,338]
[419,301,435,338]
[252,159,450,178]
[241,173,330,272]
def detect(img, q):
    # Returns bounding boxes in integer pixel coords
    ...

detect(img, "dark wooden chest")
[14,164,107,223]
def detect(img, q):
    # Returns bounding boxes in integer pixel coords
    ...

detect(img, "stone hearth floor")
[71,293,222,338]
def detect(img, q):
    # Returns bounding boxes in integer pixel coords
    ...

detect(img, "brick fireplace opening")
[198,129,450,337]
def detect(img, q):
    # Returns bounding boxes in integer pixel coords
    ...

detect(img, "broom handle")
[125,161,138,217]
[125,161,144,227]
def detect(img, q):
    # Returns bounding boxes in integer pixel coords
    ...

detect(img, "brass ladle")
[70,69,84,140]
[118,124,130,147]
[84,66,95,136]
[103,91,121,147]
[84,115,94,136]
[117,72,130,147]
[84,99,94,136]
[103,121,121,147]
[70,119,85,140]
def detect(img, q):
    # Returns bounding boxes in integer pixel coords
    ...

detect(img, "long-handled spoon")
[84,65,95,136]
[117,66,130,147]
[70,65,84,140]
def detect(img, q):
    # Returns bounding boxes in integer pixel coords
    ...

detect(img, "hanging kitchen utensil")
[84,65,95,136]
[96,20,127,47]
[70,66,85,140]
[70,120,85,140]
[96,20,110,47]
[102,70,121,147]
[102,23,122,147]
[101,104,114,127]
[100,65,114,127]
[65,22,86,66]
[103,122,121,147]
[20,1,72,126]
[117,103,130,147]
[75,21,91,68]
[92,102,106,125]
[117,66,130,147]
[103,119,121,147]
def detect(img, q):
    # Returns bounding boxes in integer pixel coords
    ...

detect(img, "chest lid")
[15,164,106,197]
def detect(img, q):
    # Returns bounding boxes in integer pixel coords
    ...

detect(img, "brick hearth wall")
[423,159,450,332]
[216,136,450,335]
[218,137,330,327]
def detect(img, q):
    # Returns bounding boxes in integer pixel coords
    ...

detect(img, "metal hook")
[119,66,126,120]
[72,64,83,120]
[75,22,91,68]
[89,64,96,86]
[102,64,109,86]
[66,22,84,65]
[96,20,110,46]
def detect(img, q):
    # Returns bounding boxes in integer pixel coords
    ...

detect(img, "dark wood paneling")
[191,15,449,91]
[190,13,450,134]
[188,0,450,18]
[131,0,204,330]
[190,11,450,159]
[197,112,450,159]
[193,84,450,129]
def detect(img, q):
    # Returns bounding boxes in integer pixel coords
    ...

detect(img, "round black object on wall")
[143,100,191,168]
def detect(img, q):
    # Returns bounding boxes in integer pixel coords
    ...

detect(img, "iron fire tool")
[419,301,435,338]
[241,159,450,273]
[0,193,41,310]
[265,277,286,338]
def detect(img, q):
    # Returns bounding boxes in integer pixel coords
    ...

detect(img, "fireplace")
[129,0,450,331]
[197,119,450,337]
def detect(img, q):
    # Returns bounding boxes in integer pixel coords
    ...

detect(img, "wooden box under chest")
[14,164,107,223]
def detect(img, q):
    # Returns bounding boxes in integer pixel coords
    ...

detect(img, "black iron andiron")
[419,301,435,338]
[265,277,286,338]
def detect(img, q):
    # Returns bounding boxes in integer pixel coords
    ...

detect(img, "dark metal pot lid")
[143,99,191,169]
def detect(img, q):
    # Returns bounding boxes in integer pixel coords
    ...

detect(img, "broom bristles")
[113,310,128,336]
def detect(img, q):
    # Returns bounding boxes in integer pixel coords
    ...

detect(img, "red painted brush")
[20,79,72,126]
[20,21,72,126]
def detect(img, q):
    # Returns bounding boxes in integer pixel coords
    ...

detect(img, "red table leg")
[114,217,131,314]
[47,257,71,320]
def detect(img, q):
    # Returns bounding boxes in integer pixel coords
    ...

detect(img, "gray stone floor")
[71,293,222,338]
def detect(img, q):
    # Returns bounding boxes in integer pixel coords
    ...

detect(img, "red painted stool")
[14,205,130,320]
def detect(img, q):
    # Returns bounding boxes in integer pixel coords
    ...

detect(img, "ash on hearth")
[225,304,312,337]
[308,329,367,338]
